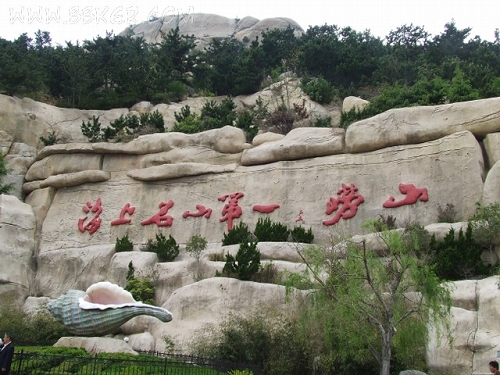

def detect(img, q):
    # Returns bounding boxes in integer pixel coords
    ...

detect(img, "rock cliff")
[2,91,500,374]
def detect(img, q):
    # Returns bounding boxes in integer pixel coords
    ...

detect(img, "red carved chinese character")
[78,198,103,235]
[323,183,365,226]
[383,183,428,208]
[141,200,174,227]
[111,203,136,226]
[295,210,305,223]
[252,204,280,213]
[219,192,244,231]
[183,204,212,219]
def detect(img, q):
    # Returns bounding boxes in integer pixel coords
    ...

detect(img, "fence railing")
[11,350,260,375]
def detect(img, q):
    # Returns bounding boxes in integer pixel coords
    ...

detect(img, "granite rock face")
[3,91,500,373]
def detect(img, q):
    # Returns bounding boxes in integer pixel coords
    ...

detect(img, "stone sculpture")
[47,281,172,336]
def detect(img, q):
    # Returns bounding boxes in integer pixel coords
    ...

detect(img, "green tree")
[288,226,451,375]
[222,240,261,281]
[0,153,13,195]
[186,235,208,281]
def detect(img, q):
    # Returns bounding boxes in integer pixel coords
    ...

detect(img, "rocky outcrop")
[345,97,500,153]
[119,13,304,47]
[4,93,500,372]
[0,195,35,305]
[427,276,500,375]
[241,127,345,165]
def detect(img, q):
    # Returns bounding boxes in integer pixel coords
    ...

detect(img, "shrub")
[265,105,296,134]
[166,80,188,102]
[0,303,70,346]
[81,115,105,142]
[235,110,258,141]
[339,107,374,129]
[125,277,155,305]
[115,234,133,252]
[300,76,337,104]
[254,217,290,242]
[200,97,237,130]
[186,235,208,281]
[142,233,179,262]
[190,311,311,375]
[39,130,59,146]
[222,222,253,246]
[312,116,332,128]
[221,240,260,281]
[252,262,279,284]
[430,222,494,280]
[437,203,458,223]
[0,153,13,195]
[373,214,397,232]
[290,226,314,243]
[140,110,165,133]
[173,105,203,134]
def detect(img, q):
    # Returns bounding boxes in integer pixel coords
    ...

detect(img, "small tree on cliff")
[0,153,13,195]
[288,224,451,375]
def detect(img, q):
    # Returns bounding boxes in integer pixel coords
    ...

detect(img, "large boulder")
[345,97,500,153]
[0,195,35,306]
[427,277,500,375]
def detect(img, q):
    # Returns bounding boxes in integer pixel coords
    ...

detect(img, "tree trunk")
[380,330,392,375]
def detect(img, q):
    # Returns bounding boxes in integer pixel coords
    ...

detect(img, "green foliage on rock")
[254,217,290,242]
[430,222,494,281]
[142,233,179,262]
[186,235,208,281]
[0,152,13,195]
[222,241,261,281]
[115,234,133,252]
[125,277,155,305]
[222,222,253,246]
[290,226,314,243]
[300,76,337,104]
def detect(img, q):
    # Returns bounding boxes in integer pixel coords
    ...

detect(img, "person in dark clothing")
[0,333,14,374]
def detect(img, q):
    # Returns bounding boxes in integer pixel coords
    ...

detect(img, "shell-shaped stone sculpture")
[47,281,172,336]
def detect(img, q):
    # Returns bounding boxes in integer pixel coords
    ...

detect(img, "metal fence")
[11,350,260,375]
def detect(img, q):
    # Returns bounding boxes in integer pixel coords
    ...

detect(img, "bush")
[186,235,208,281]
[0,153,13,195]
[190,311,311,375]
[200,97,237,130]
[173,105,203,134]
[290,226,314,243]
[125,277,155,305]
[115,234,133,252]
[81,115,105,142]
[265,105,296,134]
[312,116,332,128]
[222,222,253,246]
[300,76,337,104]
[0,303,70,346]
[142,233,179,262]
[140,110,165,133]
[221,240,260,281]
[254,217,290,242]
[166,80,188,102]
[430,222,494,280]
[437,203,458,223]
[39,130,59,146]
[235,110,258,141]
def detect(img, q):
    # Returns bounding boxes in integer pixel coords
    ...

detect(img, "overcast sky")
[1,0,498,45]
